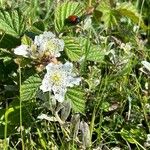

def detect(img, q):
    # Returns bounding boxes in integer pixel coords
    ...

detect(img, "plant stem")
[142,96,150,133]
[19,65,24,150]
[4,108,14,150]
[89,0,92,7]
[136,0,145,35]
[4,113,8,150]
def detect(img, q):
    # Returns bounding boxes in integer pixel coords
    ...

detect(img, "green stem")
[88,0,92,7]
[132,138,147,150]
[142,96,150,133]
[80,31,91,75]
[4,108,14,150]
[19,65,24,150]
[4,113,8,150]
[90,107,95,140]
[136,0,145,35]
[0,0,4,7]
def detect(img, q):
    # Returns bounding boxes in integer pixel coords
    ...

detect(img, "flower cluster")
[14,31,81,102]
[14,31,64,60]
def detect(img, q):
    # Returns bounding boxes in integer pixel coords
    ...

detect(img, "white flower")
[34,31,64,58]
[34,31,56,46]
[120,42,132,52]
[14,45,30,57]
[14,31,64,59]
[40,61,81,102]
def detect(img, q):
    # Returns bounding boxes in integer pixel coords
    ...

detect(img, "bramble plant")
[0,0,150,150]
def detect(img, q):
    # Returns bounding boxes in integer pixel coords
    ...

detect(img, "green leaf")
[66,87,85,113]
[97,0,118,29]
[0,100,35,138]
[54,1,83,32]
[37,128,47,150]
[21,34,32,45]
[116,2,147,30]
[93,10,103,24]
[121,128,146,145]
[0,33,21,48]
[86,45,105,62]
[63,36,83,61]
[6,100,35,124]
[61,101,71,121]
[0,9,26,37]
[21,75,42,101]
[79,38,105,62]
[0,48,12,61]
[30,21,45,34]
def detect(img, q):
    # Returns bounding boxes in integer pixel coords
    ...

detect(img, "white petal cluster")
[14,31,64,59]
[40,61,81,102]
[14,45,30,58]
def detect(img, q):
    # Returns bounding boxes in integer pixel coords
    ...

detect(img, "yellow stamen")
[51,73,61,85]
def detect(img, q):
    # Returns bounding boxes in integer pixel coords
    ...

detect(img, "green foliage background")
[0,0,150,149]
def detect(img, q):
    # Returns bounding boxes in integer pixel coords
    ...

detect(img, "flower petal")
[14,45,30,57]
